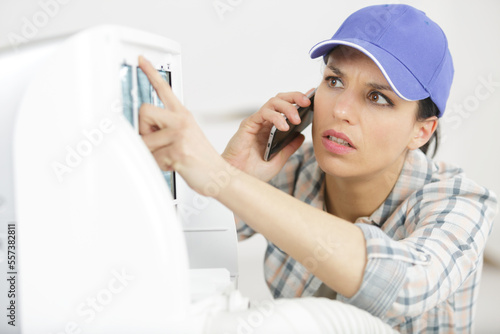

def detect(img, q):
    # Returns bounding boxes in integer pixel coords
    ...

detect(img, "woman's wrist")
[197,157,243,199]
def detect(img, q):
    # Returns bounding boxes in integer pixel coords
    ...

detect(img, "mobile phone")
[264,90,315,161]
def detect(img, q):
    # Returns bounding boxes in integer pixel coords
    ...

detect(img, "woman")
[138,4,497,333]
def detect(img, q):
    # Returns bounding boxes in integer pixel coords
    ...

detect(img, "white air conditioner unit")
[0,25,238,334]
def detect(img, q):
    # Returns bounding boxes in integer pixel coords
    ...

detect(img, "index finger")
[275,91,313,110]
[138,55,182,111]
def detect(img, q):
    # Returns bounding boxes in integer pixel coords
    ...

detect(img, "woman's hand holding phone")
[264,89,315,161]
[222,90,313,182]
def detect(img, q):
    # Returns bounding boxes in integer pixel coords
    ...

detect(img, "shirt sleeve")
[337,177,498,320]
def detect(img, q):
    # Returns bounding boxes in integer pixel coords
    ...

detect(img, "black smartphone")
[264,90,315,161]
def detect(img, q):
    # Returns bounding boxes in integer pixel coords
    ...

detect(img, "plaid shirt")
[236,143,498,333]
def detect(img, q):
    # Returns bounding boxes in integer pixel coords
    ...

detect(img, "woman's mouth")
[326,135,354,148]
[321,130,356,154]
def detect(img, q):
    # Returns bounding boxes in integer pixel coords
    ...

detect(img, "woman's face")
[312,46,422,181]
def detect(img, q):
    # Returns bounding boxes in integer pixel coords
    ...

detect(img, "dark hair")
[417,97,440,157]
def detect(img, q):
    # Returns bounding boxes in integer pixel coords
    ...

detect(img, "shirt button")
[420,254,427,261]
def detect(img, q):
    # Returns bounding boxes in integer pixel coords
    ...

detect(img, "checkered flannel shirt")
[236,143,498,333]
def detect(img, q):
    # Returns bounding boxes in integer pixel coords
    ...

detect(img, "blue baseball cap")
[309,4,454,117]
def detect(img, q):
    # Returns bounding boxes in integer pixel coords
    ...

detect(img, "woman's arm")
[214,161,367,298]
[137,56,367,298]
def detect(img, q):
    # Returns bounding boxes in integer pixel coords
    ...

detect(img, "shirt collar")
[362,149,434,227]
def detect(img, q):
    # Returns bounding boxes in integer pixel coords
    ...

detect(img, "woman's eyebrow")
[367,82,393,92]
[327,64,343,76]
[327,64,394,92]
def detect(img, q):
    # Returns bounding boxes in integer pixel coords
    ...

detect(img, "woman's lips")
[321,129,356,155]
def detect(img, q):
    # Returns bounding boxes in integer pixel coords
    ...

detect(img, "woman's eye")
[326,77,344,88]
[368,92,393,106]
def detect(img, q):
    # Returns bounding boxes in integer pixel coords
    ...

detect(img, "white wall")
[2,0,500,293]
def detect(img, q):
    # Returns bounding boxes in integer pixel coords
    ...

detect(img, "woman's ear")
[408,117,438,150]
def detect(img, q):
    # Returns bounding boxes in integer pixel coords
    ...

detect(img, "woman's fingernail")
[281,119,288,131]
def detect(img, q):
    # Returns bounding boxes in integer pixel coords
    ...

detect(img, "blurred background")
[1,0,499,332]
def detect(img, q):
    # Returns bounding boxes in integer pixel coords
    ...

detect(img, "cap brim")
[309,39,429,102]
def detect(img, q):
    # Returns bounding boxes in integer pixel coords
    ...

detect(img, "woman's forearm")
[214,166,367,298]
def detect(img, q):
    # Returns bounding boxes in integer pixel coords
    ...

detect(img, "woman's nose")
[331,89,359,124]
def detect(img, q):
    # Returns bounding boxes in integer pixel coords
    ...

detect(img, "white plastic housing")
[6,26,190,333]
